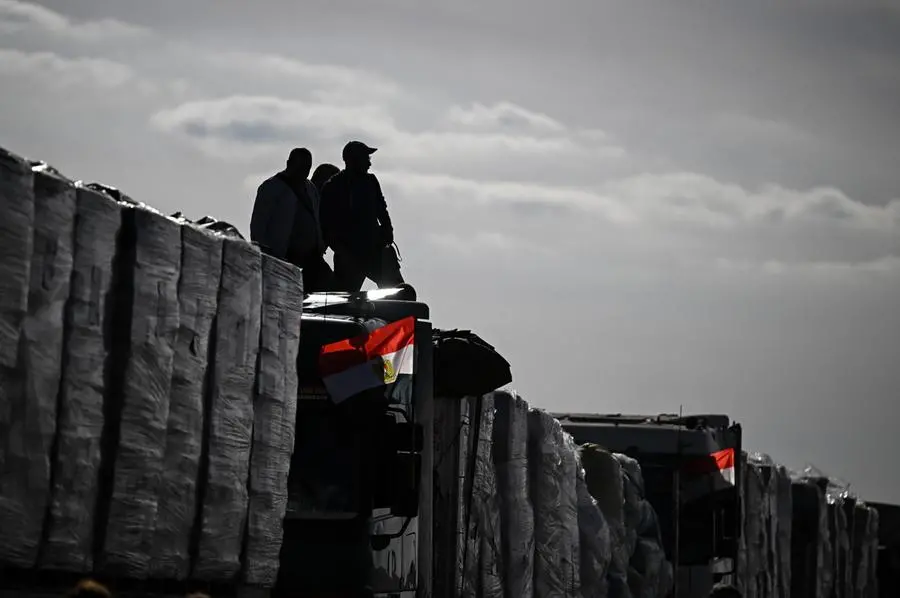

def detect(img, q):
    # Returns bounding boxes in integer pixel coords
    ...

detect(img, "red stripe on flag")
[318,316,416,378]
[681,448,735,476]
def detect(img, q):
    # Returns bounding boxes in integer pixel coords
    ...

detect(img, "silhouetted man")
[320,141,400,291]
[251,148,332,293]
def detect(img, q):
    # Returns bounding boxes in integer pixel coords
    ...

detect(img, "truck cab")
[275,289,434,598]
[552,412,742,598]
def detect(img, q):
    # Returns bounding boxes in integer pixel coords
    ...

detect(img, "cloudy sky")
[2,0,899,501]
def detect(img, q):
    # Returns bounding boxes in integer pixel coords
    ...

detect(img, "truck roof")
[552,412,739,457]
[551,412,732,430]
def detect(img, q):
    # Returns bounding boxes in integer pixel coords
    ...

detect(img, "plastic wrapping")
[774,464,793,598]
[195,238,262,580]
[866,507,879,598]
[42,183,122,572]
[528,409,580,598]
[615,454,672,598]
[243,254,303,587]
[579,444,630,598]
[456,397,475,598]
[476,395,503,598]
[0,148,32,565]
[615,454,642,561]
[491,391,534,598]
[458,395,502,598]
[824,479,855,598]
[734,453,791,598]
[632,502,672,598]
[0,162,76,568]
[790,466,833,598]
[574,466,612,598]
[852,503,879,598]
[0,147,34,369]
[148,223,224,580]
[102,204,182,578]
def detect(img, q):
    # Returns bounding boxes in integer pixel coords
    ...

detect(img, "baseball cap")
[342,140,377,161]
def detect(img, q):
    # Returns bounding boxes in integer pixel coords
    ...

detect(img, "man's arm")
[371,175,394,246]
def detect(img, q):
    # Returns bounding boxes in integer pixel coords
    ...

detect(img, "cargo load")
[0,143,888,598]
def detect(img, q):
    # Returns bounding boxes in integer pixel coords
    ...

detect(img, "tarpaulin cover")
[42,183,122,573]
[0,162,75,568]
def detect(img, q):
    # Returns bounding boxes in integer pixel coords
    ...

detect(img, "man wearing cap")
[320,141,397,291]
[251,147,332,292]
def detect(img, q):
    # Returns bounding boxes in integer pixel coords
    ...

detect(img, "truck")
[0,145,888,598]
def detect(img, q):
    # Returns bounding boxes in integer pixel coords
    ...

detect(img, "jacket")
[250,174,324,261]
[320,170,393,257]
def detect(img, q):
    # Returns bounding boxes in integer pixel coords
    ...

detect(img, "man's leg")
[333,252,367,292]
[302,254,335,293]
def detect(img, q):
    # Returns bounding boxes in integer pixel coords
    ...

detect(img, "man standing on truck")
[320,141,402,292]
[251,147,333,293]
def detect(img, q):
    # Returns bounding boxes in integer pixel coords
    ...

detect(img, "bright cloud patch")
[0,0,148,41]
[0,48,147,91]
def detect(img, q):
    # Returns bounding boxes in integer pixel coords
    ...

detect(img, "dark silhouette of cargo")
[320,141,400,292]
[251,148,332,293]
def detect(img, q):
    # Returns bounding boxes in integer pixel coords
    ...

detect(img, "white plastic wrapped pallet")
[455,397,474,598]
[457,395,504,598]
[632,501,672,598]
[148,223,224,580]
[614,453,672,598]
[476,395,503,598]
[579,445,630,598]
[0,148,33,368]
[102,204,182,578]
[492,391,534,598]
[42,184,122,572]
[528,409,581,598]
[0,149,33,566]
[242,254,303,587]
[195,238,262,580]
[825,482,852,598]
[0,162,76,568]
[790,467,834,598]
[775,464,793,598]
[572,441,612,598]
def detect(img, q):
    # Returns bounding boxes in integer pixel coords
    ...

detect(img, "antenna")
[674,403,683,598]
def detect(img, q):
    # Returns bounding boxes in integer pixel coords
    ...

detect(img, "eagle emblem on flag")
[319,316,416,403]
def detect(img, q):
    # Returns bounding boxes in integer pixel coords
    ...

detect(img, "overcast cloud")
[2,0,899,501]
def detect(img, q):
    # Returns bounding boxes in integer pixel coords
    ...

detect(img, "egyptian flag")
[680,447,737,503]
[318,316,416,404]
